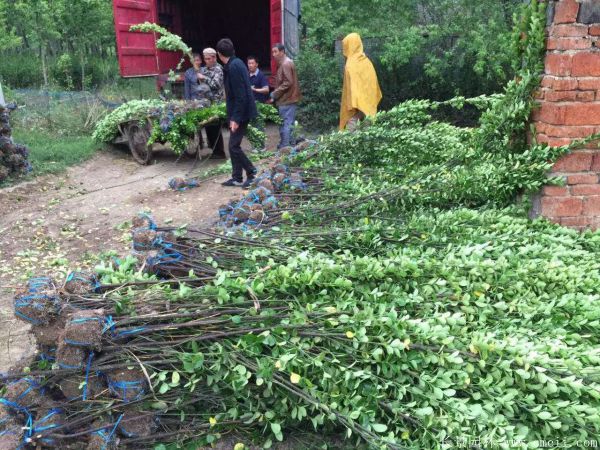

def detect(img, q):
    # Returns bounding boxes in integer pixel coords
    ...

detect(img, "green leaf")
[372,424,388,433]
[270,423,281,435]
[171,371,180,386]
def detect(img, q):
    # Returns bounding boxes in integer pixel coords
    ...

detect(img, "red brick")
[560,216,592,227]
[563,104,600,126]
[534,88,546,100]
[590,25,600,37]
[551,24,590,37]
[541,76,555,88]
[554,77,579,90]
[541,124,598,138]
[543,185,570,196]
[572,52,600,77]
[546,90,578,102]
[577,91,596,101]
[541,196,583,217]
[552,152,594,172]
[547,137,575,147]
[538,103,566,124]
[535,122,549,135]
[547,37,591,51]
[583,140,600,150]
[591,152,600,171]
[571,184,600,195]
[554,0,580,24]
[567,174,599,185]
[577,78,599,90]
[545,54,573,76]
[583,196,600,215]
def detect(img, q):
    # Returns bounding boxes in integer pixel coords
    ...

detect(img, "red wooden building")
[112,0,300,84]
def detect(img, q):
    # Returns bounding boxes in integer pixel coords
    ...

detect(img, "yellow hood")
[340,33,382,130]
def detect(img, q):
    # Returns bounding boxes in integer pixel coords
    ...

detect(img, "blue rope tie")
[82,353,94,401]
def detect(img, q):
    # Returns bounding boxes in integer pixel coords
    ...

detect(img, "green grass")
[12,129,99,176]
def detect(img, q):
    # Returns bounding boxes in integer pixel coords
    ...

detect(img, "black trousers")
[229,121,256,182]
[205,123,226,158]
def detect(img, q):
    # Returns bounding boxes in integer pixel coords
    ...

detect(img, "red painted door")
[113,0,160,77]
[270,0,282,75]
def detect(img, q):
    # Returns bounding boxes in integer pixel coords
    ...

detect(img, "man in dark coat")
[216,38,258,188]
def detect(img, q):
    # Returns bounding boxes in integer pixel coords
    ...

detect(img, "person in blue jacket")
[216,38,258,188]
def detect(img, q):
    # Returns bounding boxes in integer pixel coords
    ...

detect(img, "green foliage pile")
[91,99,164,143]
[93,100,281,154]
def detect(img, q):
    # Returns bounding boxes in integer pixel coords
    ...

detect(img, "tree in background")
[0,0,115,89]
[0,0,21,52]
[298,0,524,130]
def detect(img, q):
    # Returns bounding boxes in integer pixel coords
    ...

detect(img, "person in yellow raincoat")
[339,33,382,131]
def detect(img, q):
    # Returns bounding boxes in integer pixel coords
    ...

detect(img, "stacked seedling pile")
[217,141,323,230]
[0,103,32,182]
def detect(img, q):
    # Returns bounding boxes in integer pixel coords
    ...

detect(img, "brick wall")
[532,0,600,230]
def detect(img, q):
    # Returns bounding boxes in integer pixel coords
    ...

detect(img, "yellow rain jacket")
[339,33,382,130]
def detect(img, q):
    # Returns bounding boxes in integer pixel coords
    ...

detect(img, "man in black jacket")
[216,38,258,188]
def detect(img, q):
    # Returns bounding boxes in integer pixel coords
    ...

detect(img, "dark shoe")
[242,177,256,189]
[222,178,243,187]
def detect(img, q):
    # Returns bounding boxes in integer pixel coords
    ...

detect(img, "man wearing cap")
[199,48,226,158]
[200,47,225,103]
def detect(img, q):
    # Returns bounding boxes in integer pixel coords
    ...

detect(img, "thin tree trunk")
[40,45,48,87]
[80,53,86,90]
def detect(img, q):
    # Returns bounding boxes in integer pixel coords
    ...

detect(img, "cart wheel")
[127,123,152,165]
[184,130,202,158]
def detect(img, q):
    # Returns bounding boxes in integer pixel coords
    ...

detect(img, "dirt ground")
[0,126,280,372]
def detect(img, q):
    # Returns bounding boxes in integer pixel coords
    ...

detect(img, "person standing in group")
[216,38,258,188]
[201,48,225,103]
[248,56,270,103]
[200,47,226,158]
[339,33,382,131]
[270,43,301,149]
[183,50,226,158]
[183,53,211,104]
[248,55,270,152]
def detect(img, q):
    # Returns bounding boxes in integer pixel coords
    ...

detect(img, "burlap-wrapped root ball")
[262,196,278,211]
[131,214,155,230]
[0,414,22,450]
[64,271,100,295]
[56,340,87,371]
[248,210,265,225]
[106,369,146,403]
[4,377,44,411]
[257,178,274,193]
[272,172,286,189]
[32,312,68,347]
[233,206,251,222]
[58,372,106,401]
[132,229,158,251]
[273,164,288,175]
[14,279,60,326]
[63,309,104,351]
[29,403,65,447]
[117,407,156,438]
[87,419,119,450]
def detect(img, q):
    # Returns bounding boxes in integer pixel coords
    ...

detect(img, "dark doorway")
[180,0,271,72]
